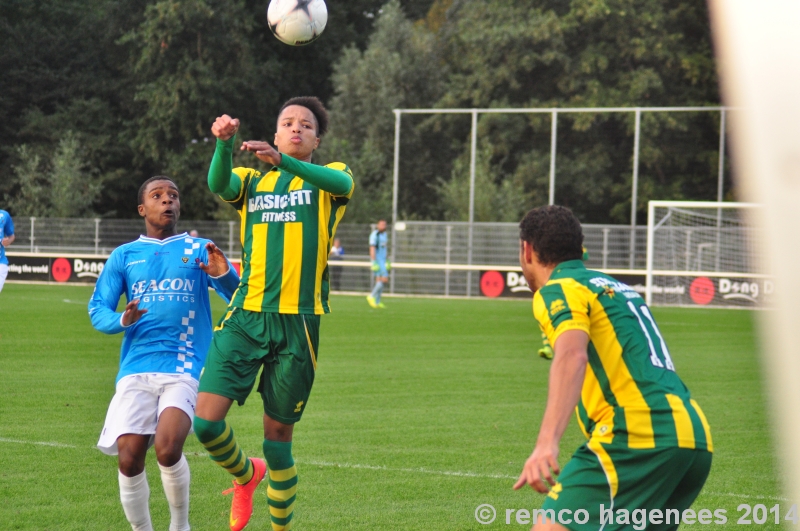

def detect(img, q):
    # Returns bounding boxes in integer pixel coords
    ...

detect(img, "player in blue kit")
[0,209,15,294]
[89,176,240,531]
[367,219,389,308]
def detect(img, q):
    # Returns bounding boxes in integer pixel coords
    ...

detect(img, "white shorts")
[97,373,198,456]
[0,264,8,293]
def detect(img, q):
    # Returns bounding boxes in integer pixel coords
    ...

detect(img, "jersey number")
[627,301,675,371]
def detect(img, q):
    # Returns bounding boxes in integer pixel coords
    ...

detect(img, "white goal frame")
[645,200,764,306]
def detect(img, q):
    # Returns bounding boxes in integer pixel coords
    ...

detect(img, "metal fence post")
[466,110,478,297]
[549,110,558,205]
[445,224,452,297]
[715,109,727,271]
[94,218,101,255]
[602,228,610,269]
[684,230,693,270]
[227,221,235,257]
[629,109,642,269]
[390,110,401,294]
[29,217,35,252]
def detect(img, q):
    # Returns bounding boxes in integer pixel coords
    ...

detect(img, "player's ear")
[523,241,535,265]
[137,204,145,218]
[313,137,320,150]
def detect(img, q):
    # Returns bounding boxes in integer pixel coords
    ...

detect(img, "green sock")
[263,439,297,531]
[194,416,253,485]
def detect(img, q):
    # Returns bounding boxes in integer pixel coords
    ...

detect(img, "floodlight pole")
[549,110,558,205]
[390,110,401,293]
[467,110,478,296]
[629,108,642,269]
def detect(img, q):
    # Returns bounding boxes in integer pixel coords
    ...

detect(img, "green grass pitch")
[0,284,784,530]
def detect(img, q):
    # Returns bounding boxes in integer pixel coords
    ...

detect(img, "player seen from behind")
[514,205,712,531]
[88,177,240,531]
[193,96,354,531]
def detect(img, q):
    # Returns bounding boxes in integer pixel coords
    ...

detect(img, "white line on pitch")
[298,459,518,480]
[0,437,788,501]
[0,437,78,448]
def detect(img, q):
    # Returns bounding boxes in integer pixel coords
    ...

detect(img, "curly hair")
[138,175,178,205]
[278,96,329,137]
[519,205,584,266]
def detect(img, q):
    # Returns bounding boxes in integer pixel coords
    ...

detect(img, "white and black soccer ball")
[267,0,328,46]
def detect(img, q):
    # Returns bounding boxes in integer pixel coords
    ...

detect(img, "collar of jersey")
[552,259,585,277]
[137,232,189,245]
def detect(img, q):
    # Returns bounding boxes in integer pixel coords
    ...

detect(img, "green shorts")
[540,442,712,531]
[198,308,320,424]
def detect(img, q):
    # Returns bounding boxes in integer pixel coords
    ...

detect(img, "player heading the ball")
[194,96,353,531]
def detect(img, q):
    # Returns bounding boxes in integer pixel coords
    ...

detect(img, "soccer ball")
[267,0,328,46]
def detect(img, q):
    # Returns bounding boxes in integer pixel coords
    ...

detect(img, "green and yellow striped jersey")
[222,161,354,315]
[533,260,712,452]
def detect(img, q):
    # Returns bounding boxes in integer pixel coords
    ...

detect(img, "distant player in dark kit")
[194,96,354,531]
[514,205,712,531]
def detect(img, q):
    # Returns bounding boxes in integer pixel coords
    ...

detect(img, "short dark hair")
[138,176,179,205]
[278,96,329,137]
[519,205,584,266]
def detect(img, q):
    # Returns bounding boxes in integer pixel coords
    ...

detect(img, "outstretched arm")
[513,329,588,493]
[208,115,244,201]
[240,141,353,196]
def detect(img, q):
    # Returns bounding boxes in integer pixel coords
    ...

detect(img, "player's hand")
[241,140,282,167]
[371,260,379,272]
[1,237,10,247]
[513,442,561,494]
[211,114,240,141]
[121,299,147,327]
[386,260,392,271]
[199,242,230,278]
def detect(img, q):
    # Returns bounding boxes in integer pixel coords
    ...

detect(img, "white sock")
[118,470,154,531]
[159,455,191,531]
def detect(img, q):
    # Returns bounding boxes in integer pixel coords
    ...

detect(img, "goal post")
[645,201,768,308]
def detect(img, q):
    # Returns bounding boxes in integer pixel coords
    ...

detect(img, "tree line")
[0,0,723,224]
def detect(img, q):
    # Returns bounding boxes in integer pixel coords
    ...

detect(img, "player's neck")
[145,225,178,240]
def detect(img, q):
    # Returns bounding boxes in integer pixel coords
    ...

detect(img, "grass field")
[0,283,784,530]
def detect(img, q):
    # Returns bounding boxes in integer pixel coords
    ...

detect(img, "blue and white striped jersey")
[88,232,239,383]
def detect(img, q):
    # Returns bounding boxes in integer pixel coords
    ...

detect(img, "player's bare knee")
[155,441,183,467]
[117,452,145,477]
[263,414,294,441]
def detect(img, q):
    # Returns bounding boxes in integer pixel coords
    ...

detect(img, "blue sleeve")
[6,214,13,235]
[369,231,377,246]
[209,262,239,303]
[88,250,127,334]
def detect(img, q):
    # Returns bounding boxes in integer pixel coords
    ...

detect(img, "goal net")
[645,201,770,308]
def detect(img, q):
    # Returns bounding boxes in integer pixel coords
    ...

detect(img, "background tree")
[318,0,446,222]
[0,0,721,224]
